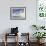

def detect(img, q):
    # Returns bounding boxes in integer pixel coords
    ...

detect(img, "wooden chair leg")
[15,33,18,46]
[4,33,7,46]
[17,34,18,46]
[4,41,7,46]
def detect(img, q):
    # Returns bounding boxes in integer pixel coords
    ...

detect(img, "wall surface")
[0,0,37,42]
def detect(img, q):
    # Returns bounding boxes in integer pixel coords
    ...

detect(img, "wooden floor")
[0,42,46,46]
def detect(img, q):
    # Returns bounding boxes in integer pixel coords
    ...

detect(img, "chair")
[4,27,19,46]
[18,33,30,46]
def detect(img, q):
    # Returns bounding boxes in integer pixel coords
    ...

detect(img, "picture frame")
[10,7,26,20]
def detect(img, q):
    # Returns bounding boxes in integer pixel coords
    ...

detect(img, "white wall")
[0,0,37,42]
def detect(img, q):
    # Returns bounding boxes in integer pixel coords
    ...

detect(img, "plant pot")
[40,38,45,43]
[37,39,45,44]
[37,39,40,43]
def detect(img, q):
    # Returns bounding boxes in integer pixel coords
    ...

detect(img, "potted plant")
[33,32,46,43]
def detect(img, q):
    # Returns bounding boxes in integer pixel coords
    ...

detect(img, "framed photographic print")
[10,7,26,20]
